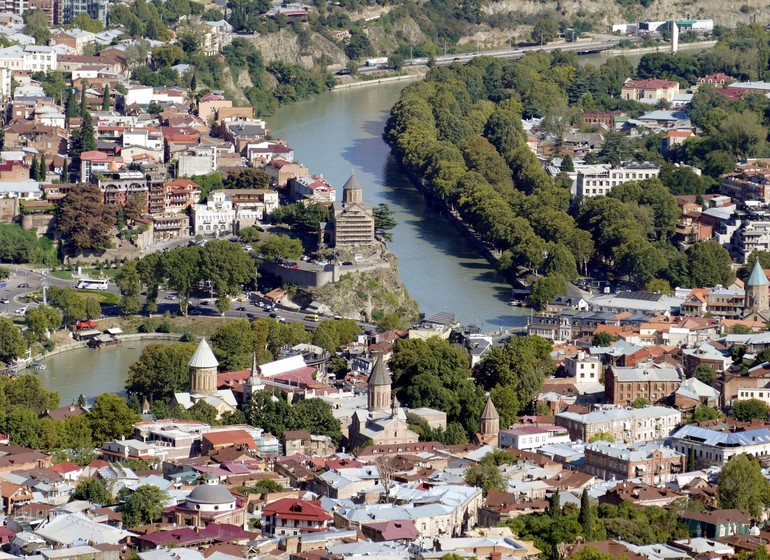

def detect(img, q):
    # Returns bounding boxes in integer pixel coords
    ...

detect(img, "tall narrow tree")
[65,88,77,118]
[39,154,46,181]
[62,158,69,181]
[101,84,110,111]
[30,155,38,180]
[80,81,88,116]
[578,488,592,540]
[549,490,561,519]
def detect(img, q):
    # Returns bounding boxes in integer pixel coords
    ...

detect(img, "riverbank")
[334,72,424,90]
[604,40,717,56]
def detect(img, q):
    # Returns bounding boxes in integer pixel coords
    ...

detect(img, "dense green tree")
[528,274,568,310]
[692,364,716,385]
[473,336,553,426]
[88,393,140,445]
[163,245,203,314]
[691,405,722,423]
[686,240,735,288]
[287,398,342,443]
[202,240,255,314]
[211,320,255,371]
[125,342,197,402]
[532,18,559,44]
[115,261,143,317]
[391,337,484,436]
[24,305,61,343]
[311,319,361,354]
[120,485,168,528]
[0,317,28,364]
[732,399,770,422]
[255,234,303,261]
[717,454,770,517]
[465,460,505,496]
[73,477,111,504]
[592,332,617,347]
[23,9,50,44]
[247,390,290,436]
[56,183,115,250]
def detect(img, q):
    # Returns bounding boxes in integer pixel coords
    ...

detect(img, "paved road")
[355,38,630,75]
[4,264,377,333]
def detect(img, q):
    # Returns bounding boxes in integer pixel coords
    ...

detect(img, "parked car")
[14,307,26,315]
[246,312,255,318]
[165,294,177,300]
[18,283,29,289]
[269,312,278,318]
[236,306,246,311]
[277,316,287,323]
[341,261,353,266]
[0,298,8,304]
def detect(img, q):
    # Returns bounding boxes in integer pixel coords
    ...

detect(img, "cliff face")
[248,28,348,69]
[485,0,763,28]
[310,251,419,325]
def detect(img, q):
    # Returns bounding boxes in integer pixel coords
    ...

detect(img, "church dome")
[186,484,235,505]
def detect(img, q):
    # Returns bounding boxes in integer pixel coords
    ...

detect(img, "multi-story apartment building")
[201,20,233,56]
[738,220,770,262]
[555,405,682,444]
[62,0,107,24]
[576,162,660,198]
[605,364,684,405]
[583,441,685,486]
[669,425,770,467]
[97,170,148,209]
[720,160,770,203]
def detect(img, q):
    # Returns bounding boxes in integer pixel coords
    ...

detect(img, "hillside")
[310,251,419,328]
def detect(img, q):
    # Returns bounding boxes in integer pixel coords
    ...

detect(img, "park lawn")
[50,267,120,280]
[79,290,120,306]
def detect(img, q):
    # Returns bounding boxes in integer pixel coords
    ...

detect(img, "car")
[0,298,8,304]
[18,283,29,289]
[333,315,342,320]
[14,307,26,315]
[200,300,209,305]
[246,312,255,318]
[277,316,287,323]
[316,260,328,266]
[269,312,278,318]
[290,264,300,269]
[236,306,246,311]
[453,57,461,60]
[341,261,353,266]
[165,294,177,300]
[335,68,352,75]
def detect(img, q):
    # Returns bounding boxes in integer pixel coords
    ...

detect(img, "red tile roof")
[202,430,256,449]
[262,498,331,522]
[51,461,82,474]
[623,78,679,89]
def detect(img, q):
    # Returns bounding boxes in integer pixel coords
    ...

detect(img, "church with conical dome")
[322,172,376,247]
[348,353,419,448]
[170,338,238,419]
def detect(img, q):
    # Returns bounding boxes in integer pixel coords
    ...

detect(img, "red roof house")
[261,498,331,536]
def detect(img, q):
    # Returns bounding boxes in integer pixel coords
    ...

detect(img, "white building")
[192,189,278,236]
[23,45,57,72]
[0,180,42,200]
[577,162,660,198]
[201,20,233,56]
[736,386,770,406]
[669,425,770,467]
[498,425,571,451]
[564,351,602,384]
[738,220,770,263]
[556,405,682,444]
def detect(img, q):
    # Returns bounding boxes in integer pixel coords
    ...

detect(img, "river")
[270,81,530,332]
[269,43,712,331]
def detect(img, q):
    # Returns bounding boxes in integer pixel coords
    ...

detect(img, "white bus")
[76,279,109,291]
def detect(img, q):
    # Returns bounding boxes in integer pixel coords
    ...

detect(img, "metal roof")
[188,338,218,369]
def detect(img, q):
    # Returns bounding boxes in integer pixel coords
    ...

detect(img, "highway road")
[354,38,630,75]
[2,265,377,333]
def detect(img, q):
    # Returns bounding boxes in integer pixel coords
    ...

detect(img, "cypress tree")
[190,73,197,91]
[549,490,561,519]
[80,81,88,116]
[102,84,110,111]
[30,155,38,180]
[65,88,77,118]
[39,154,46,181]
[578,488,592,540]
[62,158,69,181]
[687,446,696,471]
